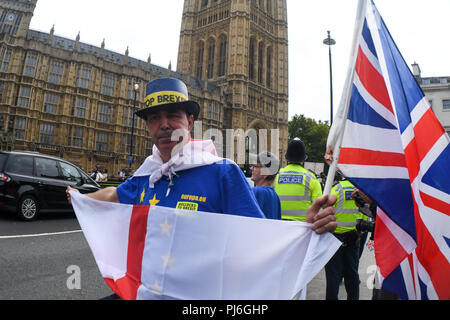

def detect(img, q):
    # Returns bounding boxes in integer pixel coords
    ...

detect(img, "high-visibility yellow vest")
[274,164,323,222]
[330,180,362,234]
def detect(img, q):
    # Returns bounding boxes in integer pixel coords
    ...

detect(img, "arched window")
[0,11,23,36]
[258,0,264,9]
[218,36,227,77]
[196,41,205,79]
[258,42,264,84]
[207,39,215,79]
[267,0,272,16]
[249,37,256,81]
[266,47,272,88]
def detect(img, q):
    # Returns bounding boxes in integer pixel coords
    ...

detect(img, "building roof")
[25,29,220,94]
[418,76,450,86]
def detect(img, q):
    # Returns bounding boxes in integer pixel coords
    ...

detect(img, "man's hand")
[66,186,80,205]
[306,194,338,234]
[66,186,120,204]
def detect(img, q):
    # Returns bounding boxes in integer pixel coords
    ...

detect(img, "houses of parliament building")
[0,0,288,175]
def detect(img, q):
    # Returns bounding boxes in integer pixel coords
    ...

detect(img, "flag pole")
[323,0,368,196]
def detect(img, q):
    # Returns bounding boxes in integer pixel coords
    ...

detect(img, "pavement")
[306,241,376,300]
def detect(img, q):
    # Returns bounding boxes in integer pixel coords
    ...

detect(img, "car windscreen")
[59,161,82,183]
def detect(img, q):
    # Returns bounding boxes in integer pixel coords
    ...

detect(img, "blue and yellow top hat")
[135,78,200,120]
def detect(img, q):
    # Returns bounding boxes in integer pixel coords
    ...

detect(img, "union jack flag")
[366,239,375,252]
[326,0,450,300]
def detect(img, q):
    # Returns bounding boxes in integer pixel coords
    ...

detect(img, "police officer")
[274,138,323,222]
[325,173,363,300]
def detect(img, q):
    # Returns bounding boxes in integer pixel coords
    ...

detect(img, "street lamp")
[243,136,250,177]
[323,30,336,126]
[129,83,139,169]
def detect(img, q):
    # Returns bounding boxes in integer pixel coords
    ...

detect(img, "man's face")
[145,108,194,157]
[250,164,265,185]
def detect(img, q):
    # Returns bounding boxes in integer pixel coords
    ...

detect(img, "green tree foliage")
[288,114,330,163]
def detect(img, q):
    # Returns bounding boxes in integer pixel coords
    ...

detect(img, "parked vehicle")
[0,151,101,221]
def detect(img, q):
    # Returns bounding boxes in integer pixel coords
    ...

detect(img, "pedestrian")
[274,138,323,222]
[352,188,373,258]
[119,170,126,181]
[67,77,337,299]
[102,169,108,182]
[73,80,335,212]
[325,174,363,300]
[67,78,336,230]
[90,167,98,180]
[95,169,104,183]
[250,152,281,220]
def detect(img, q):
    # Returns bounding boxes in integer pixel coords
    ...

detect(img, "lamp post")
[323,30,336,126]
[129,83,139,169]
[244,136,250,177]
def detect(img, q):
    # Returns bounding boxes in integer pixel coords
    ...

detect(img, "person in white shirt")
[102,169,108,182]
[95,170,104,183]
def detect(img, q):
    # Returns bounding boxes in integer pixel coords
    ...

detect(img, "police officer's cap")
[135,78,200,120]
[285,138,308,163]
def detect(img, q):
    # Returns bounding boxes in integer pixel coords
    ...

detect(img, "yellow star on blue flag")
[140,188,146,203]
[149,194,160,206]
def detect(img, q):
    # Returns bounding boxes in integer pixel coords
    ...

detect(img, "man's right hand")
[306,194,338,234]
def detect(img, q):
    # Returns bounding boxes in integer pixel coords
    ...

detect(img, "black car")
[0,151,101,221]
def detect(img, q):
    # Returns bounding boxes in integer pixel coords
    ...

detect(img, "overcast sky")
[29,0,450,123]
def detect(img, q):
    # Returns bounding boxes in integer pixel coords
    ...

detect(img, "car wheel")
[17,195,39,221]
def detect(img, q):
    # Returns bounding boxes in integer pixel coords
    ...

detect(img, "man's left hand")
[306,194,338,234]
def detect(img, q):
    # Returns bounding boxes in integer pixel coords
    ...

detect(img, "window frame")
[14,117,26,140]
[17,86,31,108]
[5,154,34,176]
[59,161,83,183]
[0,48,11,72]
[73,96,87,118]
[98,103,111,123]
[96,131,109,152]
[443,99,450,111]
[44,92,59,114]
[34,157,60,180]
[23,51,38,77]
[196,42,205,79]
[68,125,84,148]
[101,73,115,96]
[39,122,55,145]
[76,65,91,89]
[48,60,64,85]
[258,42,264,84]
[207,41,215,79]
[218,36,227,77]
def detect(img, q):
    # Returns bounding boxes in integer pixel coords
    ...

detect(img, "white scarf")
[133,140,223,196]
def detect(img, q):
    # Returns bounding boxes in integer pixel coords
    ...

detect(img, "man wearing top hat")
[67,78,337,234]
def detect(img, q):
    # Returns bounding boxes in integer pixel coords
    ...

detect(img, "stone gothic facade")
[177,0,289,162]
[0,0,288,176]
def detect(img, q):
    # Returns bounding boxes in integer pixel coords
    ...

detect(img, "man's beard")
[156,128,190,158]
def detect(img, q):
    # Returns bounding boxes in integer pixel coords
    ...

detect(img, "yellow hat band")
[144,91,188,108]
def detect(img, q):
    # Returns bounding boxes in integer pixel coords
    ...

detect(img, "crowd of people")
[67,77,379,300]
[87,168,133,183]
